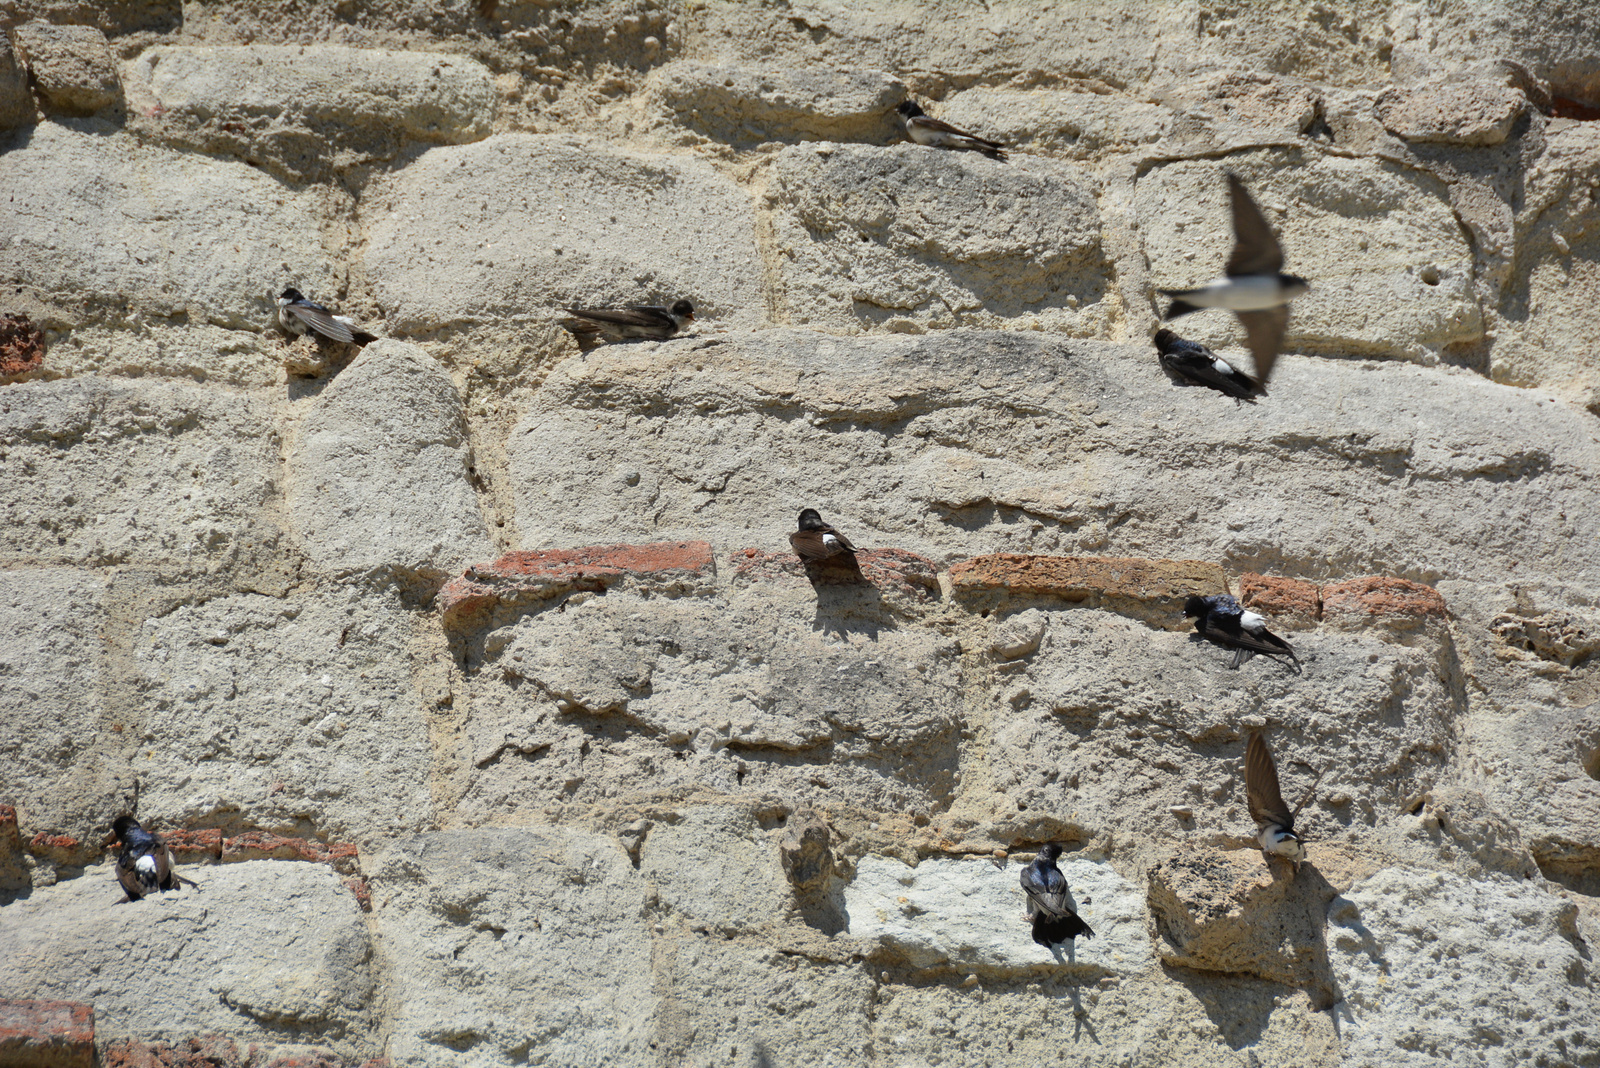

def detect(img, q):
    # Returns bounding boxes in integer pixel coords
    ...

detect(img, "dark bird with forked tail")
[560,300,695,342]
[1020,843,1095,947]
[895,100,1008,161]
[1154,328,1262,400]
[110,815,198,903]
[277,288,379,345]
[1185,594,1301,674]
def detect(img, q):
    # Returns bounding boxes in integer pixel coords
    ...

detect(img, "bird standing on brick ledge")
[110,815,199,902]
[789,508,858,561]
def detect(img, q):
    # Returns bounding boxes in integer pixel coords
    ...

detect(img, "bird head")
[1183,595,1209,619]
[1036,843,1063,862]
[670,299,695,321]
[1281,275,1310,299]
[110,814,139,841]
[1152,328,1178,351]
[796,508,825,531]
[895,100,925,118]
[280,287,304,302]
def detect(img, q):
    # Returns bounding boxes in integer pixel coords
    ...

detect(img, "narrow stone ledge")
[951,553,1227,625]
[1321,576,1447,630]
[162,828,223,864]
[0,998,94,1068]
[439,541,717,626]
[1238,572,1322,627]
[221,832,360,876]
[728,547,939,601]
[25,830,94,868]
[101,1036,387,1068]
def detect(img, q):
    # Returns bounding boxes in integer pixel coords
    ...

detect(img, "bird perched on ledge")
[1157,174,1308,389]
[789,508,858,562]
[277,288,379,345]
[1020,843,1095,947]
[560,300,695,342]
[895,100,1008,161]
[1244,732,1322,871]
[1184,594,1301,674]
[1153,328,1262,400]
[109,815,198,903]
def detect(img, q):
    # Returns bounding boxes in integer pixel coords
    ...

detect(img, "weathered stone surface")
[0,37,36,129]
[12,22,121,114]
[0,0,181,35]
[130,586,435,841]
[125,45,495,178]
[0,124,343,329]
[1321,576,1448,629]
[0,861,376,1060]
[0,314,47,382]
[950,554,1226,625]
[844,854,1150,976]
[766,144,1110,334]
[1426,1,1600,105]
[642,61,904,146]
[937,88,1173,159]
[439,541,717,625]
[0,378,278,570]
[1135,152,1482,362]
[0,998,94,1068]
[1327,868,1599,1066]
[1376,79,1529,147]
[362,133,764,334]
[286,340,491,581]
[0,806,27,894]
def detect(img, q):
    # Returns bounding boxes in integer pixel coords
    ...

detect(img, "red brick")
[162,828,223,863]
[1322,576,1447,626]
[1238,573,1321,625]
[25,831,94,867]
[439,541,716,624]
[0,998,94,1068]
[343,876,372,912]
[728,547,940,600]
[221,833,360,875]
[950,554,1226,625]
[0,314,46,382]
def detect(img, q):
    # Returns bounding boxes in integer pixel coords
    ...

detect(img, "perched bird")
[1153,328,1261,400]
[277,288,379,345]
[1184,594,1301,674]
[894,100,1008,161]
[1243,732,1322,869]
[1158,174,1308,387]
[560,300,695,342]
[110,815,195,902]
[789,508,859,562]
[1020,844,1095,947]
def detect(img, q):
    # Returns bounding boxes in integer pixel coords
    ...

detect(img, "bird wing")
[1020,863,1069,918]
[1031,911,1095,945]
[1235,305,1289,387]
[1199,615,1297,660]
[910,115,1006,151]
[285,302,356,343]
[790,530,834,561]
[115,851,145,899]
[153,838,174,890]
[1161,348,1259,399]
[822,525,859,553]
[565,306,673,329]
[1225,174,1284,276]
[1245,733,1295,829]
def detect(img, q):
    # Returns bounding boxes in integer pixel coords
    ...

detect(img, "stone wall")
[1,2,1598,1066]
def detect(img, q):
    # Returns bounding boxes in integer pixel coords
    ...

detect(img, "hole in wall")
[1583,746,1600,782]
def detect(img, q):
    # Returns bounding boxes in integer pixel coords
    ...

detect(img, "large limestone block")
[0,569,126,844]
[1328,868,1599,1067]
[0,123,342,328]
[130,586,435,840]
[361,134,764,333]
[1136,152,1481,362]
[460,584,962,816]
[508,330,1600,588]
[844,855,1151,976]
[367,828,658,1067]
[11,22,120,114]
[936,89,1174,159]
[636,806,793,933]
[0,377,279,570]
[766,143,1110,333]
[0,861,376,1059]
[286,339,491,580]
[984,609,1460,845]
[642,61,905,146]
[126,45,495,178]
[1425,1,1600,105]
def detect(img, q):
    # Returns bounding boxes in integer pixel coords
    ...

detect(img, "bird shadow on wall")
[801,557,893,640]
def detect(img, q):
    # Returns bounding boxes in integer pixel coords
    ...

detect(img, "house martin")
[1185,594,1301,674]
[277,288,379,345]
[1154,328,1261,400]
[1243,732,1322,869]
[895,100,1008,161]
[1158,174,1308,387]
[109,815,198,903]
[1019,843,1094,946]
[789,508,858,562]
[560,300,695,342]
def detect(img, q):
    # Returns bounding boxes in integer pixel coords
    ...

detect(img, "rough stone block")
[936,88,1173,158]
[221,832,360,875]
[0,39,35,129]
[1376,79,1529,146]
[643,61,904,145]
[0,123,343,328]
[12,22,120,114]
[440,541,716,626]
[951,553,1226,624]
[362,133,764,334]
[727,547,939,604]
[286,340,492,582]
[0,998,94,1068]
[766,143,1110,334]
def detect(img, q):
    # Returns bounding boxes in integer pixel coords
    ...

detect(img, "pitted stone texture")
[936,89,1173,159]
[459,586,962,817]
[0,39,34,129]
[1,0,180,35]
[0,377,278,570]
[985,609,1461,846]
[12,22,120,114]
[844,854,1149,976]
[1426,1,1600,105]
[1136,151,1482,362]
[1328,868,1599,1068]
[508,330,1600,588]
[1375,79,1529,147]
[1239,573,1321,628]
[0,569,124,849]
[636,805,792,933]
[367,828,657,1067]
[0,998,94,1068]
[767,144,1110,334]
[126,45,495,179]
[1321,576,1447,630]
[642,61,905,146]
[0,861,376,1060]
[130,585,434,841]
[362,133,764,334]
[0,124,343,330]
[286,340,491,581]
[950,554,1227,627]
